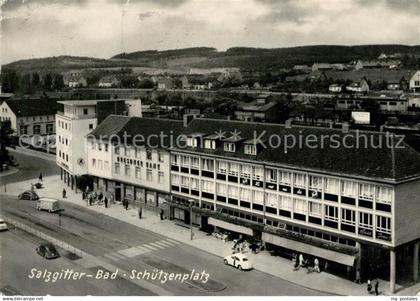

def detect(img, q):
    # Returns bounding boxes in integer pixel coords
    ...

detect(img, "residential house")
[329,84,343,93]
[0,98,59,136]
[409,71,420,92]
[98,75,120,88]
[157,77,174,90]
[354,59,401,70]
[312,63,345,72]
[346,80,370,93]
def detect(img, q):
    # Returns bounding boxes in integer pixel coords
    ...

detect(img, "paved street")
[0,150,326,296]
[0,228,154,296]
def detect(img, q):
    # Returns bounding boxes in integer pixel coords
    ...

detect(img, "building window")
[266,168,277,183]
[187,137,198,148]
[341,180,358,198]
[279,196,293,211]
[376,186,393,204]
[293,173,306,188]
[253,190,264,205]
[104,144,108,152]
[190,178,199,190]
[224,142,235,152]
[202,158,214,171]
[359,183,375,200]
[252,166,263,180]
[92,158,96,167]
[359,212,373,229]
[146,149,152,160]
[244,144,257,155]
[124,165,130,177]
[171,174,180,186]
[341,208,356,225]
[228,163,239,176]
[376,216,391,234]
[309,175,322,191]
[89,124,93,130]
[324,178,340,194]
[104,161,109,170]
[181,176,189,188]
[33,125,41,135]
[324,205,338,221]
[91,142,95,150]
[308,201,322,217]
[241,164,251,178]
[171,154,178,165]
[158,151,164,162]
[240,188,251,201]
[46,124,54,134]
[146,169,152,181]
[191,157,199,169]
[135,167,141,179]
[115,162,120,174]
[266,193,278,209]
[98,143,102,151]
[83,108,88,115]
[217,183,227,196]
[20,125,28,135]
[180,155,189,167]
[124,147,130,157]
[204,139,215,149]
[294,199,307,214]
[279,171,292,185]
[115,146,120,155]
[98,160,103,169]
[228,186,239,199]
[201,180,214,192]
[66,154,68,162]
[158,171,164,184]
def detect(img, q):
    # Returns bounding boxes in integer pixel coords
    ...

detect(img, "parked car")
[0,219,8,231]
[223,253,253,270]
[36,198,61,212]
[18,190,39,201]
[36,243,60,259]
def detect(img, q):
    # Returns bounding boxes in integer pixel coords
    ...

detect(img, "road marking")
[118,247,142,257]
[153,240,173,248]
[158,240,176,246]
[166,238,181,244]
[104,251,126,261]
[141,243,159,251]
[148,242,166,249]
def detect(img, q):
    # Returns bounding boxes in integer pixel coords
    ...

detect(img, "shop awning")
[208,217,253,236]
[262,232,356,266]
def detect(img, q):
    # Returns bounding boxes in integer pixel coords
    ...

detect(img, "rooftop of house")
[236,101,278,113]
[4,98,61,117]
[90,115,420,183]
[58,99,126,106]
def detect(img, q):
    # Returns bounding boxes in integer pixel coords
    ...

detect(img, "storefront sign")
[358,227,373,237]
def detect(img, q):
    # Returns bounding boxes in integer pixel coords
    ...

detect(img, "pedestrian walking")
[88,196,92,206]
[314,257,320,273]
[39,173,43,182]
[138,207,142,219]
[104,197,108,208]
[62,188,66,198]
[367,279,372,294]
[160,209,164,220]
[299,253,305,268]
[374,279,379,296]
[125,199,129,210]
[82,191,86,200]
[354,268,361,284]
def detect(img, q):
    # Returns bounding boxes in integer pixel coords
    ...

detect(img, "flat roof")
[58,99,125,106]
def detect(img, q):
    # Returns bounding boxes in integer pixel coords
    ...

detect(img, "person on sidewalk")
[314,257,320,273]
[298,253,305,269]
[374,279,379,296]
[354,268,362,284]
[62,188,66,198]
[39,173,43,182]
[367,279,372,294]
[138,207,142,219]
[160,209,164,220]
[124,199,129,210]
[104,197,108,208]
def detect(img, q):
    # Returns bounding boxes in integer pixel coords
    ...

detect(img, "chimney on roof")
[285,119,292,129]
[183,114,196,127]
[342,122,350,133]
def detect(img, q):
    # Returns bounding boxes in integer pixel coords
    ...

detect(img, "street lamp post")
[188,199,194,240]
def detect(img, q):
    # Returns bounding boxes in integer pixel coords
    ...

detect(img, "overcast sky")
[1,0,419,64]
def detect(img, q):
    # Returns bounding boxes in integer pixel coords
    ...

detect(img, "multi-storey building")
[86,116,185,210]
[56,99,141,190]
[168,118,420,293]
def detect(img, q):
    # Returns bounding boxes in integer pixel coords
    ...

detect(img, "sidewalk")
[2,174,419,296]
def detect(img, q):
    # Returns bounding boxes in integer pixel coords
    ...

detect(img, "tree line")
[1,70,65,94]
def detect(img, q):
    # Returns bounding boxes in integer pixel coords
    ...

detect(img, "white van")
[36,198,61,213]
